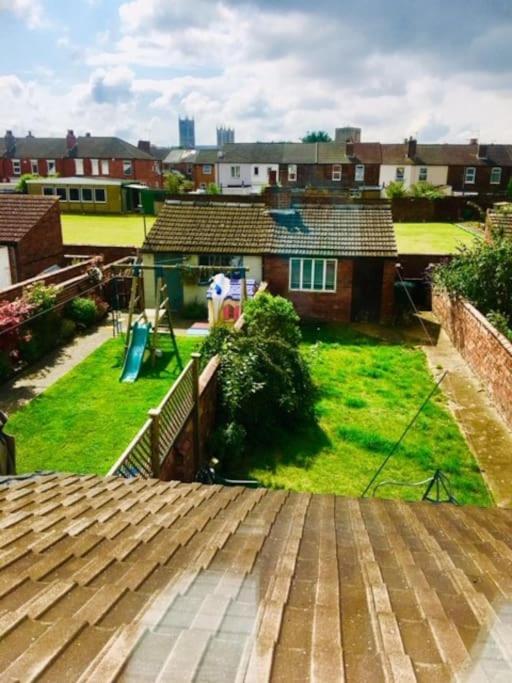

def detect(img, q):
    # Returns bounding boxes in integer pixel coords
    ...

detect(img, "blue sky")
[1,0,512,146]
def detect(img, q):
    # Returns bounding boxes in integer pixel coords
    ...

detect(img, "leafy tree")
[243,292,301,347]
[301,131,332,143]
[16,173,40,193]
[163,171,193,194]
[384,181,408,198]
[408,181,445,199]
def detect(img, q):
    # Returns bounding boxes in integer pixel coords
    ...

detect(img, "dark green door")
[155,253,184,311]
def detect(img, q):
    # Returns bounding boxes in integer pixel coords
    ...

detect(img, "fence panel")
[108,419,153,478]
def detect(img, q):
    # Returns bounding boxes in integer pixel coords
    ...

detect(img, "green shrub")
[385,181,408,198]
[65,297,97,328]
[0,351,12,382]
[24,282,57,311]
[19,333,44,363]
[181,300,208,320]
[487,311,512,341]
[59,318,77,342]
[243,292,301,347]
[408,181,445,199]
[93,296,109,321]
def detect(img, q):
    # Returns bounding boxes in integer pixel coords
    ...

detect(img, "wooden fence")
[108,353,201,478]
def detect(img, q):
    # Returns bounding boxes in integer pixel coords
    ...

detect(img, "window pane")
[95,188,106,202]
[43,187,54,196]
[82,188,93,202]
[290,260,301,289]
[69,188,80,201]
[302,259,312,289]
[313,260,324,290]
[56,187,67,200]
[325,261,336,290]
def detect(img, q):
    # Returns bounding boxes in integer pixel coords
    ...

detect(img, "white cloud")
[0,0,45,29]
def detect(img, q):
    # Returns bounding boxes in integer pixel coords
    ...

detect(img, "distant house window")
[91,159,99,176]
[31,159,38,174]
[69,188,80,202]
[75,159,84,175]
[419,167,428,181]
[12,159,21,176]
[464,167,476,184]
[81,188,93,202]
[288,164,297,182]
[355,164,365,182]
[395,167,405,181]
[100,159,110,175]
[231,166,240,179]
[490,167,502,185]
[56,187,67,201]
[203,164,212,175]
[43,187,55,196]
[332,165,342,182]
[253,166,259,176]
[289,258,337,292]
[123,160,133,176]
[47,160,56,174]
[94,188,106,202]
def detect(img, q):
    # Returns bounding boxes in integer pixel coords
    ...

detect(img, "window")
[419,167,428,181]
[202,164,212,175]
[253,166,259,176]
[12,159,21,176]
[43,187,55,196]
[91,159,99,176]
[47,160,56,174]
[100,159,110,175]
[289,258,337,292]
[81,188,93,202]
[198,254,243,284]
[395,167,405,181]
[94,188,106,202]
[31,159,38,174]
[123,160,133,176]
[490,167,502,185]
[231,166,240,178]
[288,164,297,182]
[332,165,342,181]
[74,159,84,175]
[69,188,80,202]
[464,167,476,184]
[355,164,365,182]
[56,187,67,200]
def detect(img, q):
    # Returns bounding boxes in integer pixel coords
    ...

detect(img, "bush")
[64,297,97,328]
[487,311,512,342]
[385,181,408,198]
[59,318,77,342]
[24,282,57,311]
[0,350,12,382]
[243,292,301,347]
[408,181,445,199]
[181,300,208,321]
[92,295,109,321]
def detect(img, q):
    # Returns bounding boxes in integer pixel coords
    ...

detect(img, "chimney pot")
[477,143,488,160]
[469,137,478,145]
[346,141,354,158]
[4,130,16,158]
[85,132,91,137]
[406,137,417,159]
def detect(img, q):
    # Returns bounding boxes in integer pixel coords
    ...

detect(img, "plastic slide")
[120,322,151,383]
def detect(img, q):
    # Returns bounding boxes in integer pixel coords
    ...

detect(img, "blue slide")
[120,322,151,383]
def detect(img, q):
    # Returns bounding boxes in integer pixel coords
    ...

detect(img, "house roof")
[163,148,198,164]
[381,143,512,167]
[143,201,397,258]
[1,473,511,681]
[0,194,58,244]
[0,136,154,160]
[195,149,221,164]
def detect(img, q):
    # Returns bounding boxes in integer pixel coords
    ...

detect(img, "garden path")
[424,330,512,508]
[0,319,113,415]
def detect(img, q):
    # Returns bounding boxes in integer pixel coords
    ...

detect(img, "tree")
[301,131,332,143]
[16,173,40,193]
[409,181,445,199]
[163,171,193,194]
[384,181,408,198]
[207,183,221,195]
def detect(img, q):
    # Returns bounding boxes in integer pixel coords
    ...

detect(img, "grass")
[234,325,491,506]
[394,222,480,254]
[10,335,199,475]
[61,213,156,246]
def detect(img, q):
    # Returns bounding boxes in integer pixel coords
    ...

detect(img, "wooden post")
[191,352,201,472]
[148,408,161,478]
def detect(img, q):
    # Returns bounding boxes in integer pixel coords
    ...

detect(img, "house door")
[268,169,277,186]
[0,247,12,289]
[155,254,184,312]
[351,259,384,322]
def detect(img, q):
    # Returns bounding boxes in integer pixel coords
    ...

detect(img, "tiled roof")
[487,209,512,238]
[195,149,221,164]
[143,201,397,258]
[1,473,512,681]
[0,136,154,160]
[269,204,397,257]
[0,195,58,244]
[142,201,275,254]
[163,148,198,164]
[381,143,512,166]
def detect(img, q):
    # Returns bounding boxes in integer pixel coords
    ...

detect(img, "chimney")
[346,140,354,158]
[4,130,16,158]
[137,140,151,154]
[406,136,417,159]
[469,137,478,145]
[477,143,488,160]
[26,130,34,138]
[85,132,91,137]
[66,129,77,157]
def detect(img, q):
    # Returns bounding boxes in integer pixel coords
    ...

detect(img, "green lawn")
[61,213,156,246]
[235,326,491,506]
[395,222,480,254]
[10,335,199,475]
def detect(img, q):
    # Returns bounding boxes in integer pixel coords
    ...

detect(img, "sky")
[1,0,512,147]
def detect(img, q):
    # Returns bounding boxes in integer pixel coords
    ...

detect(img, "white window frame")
[289,258,337,293]
[418,167,428,182]
[12,159,21,176]
[31,159,38,174]
[464,167,476,184]
[81,187,93,202]
[55,187,68,201]
[68,187,80,202]
[395,166,405,181]
[123,160,133,176]
[490,167,502,185]
[231,165,240,179]
[91,159,99,176]
[202,164,212,175]
[94,188,106,203]
[355,164,365,182]
[100,159,110,175]
[47,159,56,174]
[288,164,297,182]
[75,158,84,176]
[332,165,342,182]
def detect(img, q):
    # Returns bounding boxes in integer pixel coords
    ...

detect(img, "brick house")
[193,149,220,190]
[0,130,161,187]
[0,195,63,286]
[141,200,397,323]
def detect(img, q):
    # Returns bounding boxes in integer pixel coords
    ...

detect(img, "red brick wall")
[263,255,354,322]
[16,201,64,281]
[432,290,512,429]
[194,164,216,190]
[380,260,396,323]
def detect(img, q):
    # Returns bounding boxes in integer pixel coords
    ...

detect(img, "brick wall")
[380,260,396,323]
[432,290,512,429]
[16,201,64,281]
[263,255,354,322]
